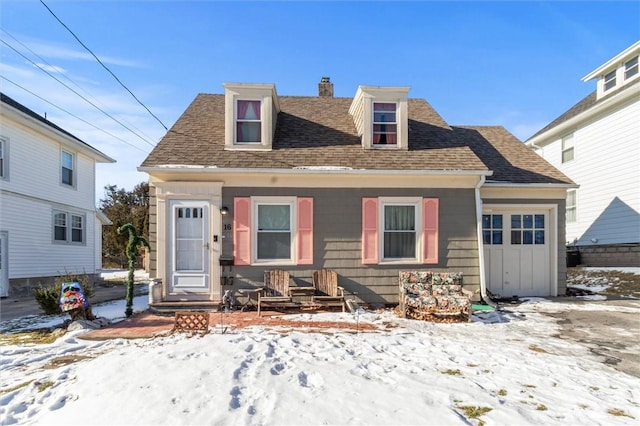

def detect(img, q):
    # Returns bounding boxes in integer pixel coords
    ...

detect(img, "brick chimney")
[318,76,334,97]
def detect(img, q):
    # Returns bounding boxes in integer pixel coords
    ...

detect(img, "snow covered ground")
[1,269,639,425]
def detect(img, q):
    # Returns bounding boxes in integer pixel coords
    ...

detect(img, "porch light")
[220,206,229,215]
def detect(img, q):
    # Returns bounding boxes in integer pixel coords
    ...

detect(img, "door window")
[482,214,503,245]
[511,214,545,245]
[175,207,204,270]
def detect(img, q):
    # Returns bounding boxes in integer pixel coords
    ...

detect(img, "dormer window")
[625,56,638,80]
[373,102,397,145]
[236,100,261,143]
[349,86,409,150]
[604,70,616,91]
[224,83,279,150]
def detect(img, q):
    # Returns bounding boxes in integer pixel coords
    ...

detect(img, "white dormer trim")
[349,85,410,150]
[223,83,280,151]
[582,41,640,100]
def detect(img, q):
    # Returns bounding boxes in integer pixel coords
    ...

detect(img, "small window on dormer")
[604,70,616,91]
[373,102,397,145]
[625,57,638,80]
[236,100,261,143]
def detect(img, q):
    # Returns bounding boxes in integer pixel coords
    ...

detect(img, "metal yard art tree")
[117,223,150,317]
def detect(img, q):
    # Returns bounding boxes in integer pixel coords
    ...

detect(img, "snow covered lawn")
[1,267,638,425]
[1,301,639,425]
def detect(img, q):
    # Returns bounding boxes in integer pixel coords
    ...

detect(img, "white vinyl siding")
[0,105,103,281]
[533,100,640,245]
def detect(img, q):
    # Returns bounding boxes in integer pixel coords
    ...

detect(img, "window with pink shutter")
[233,197,251,265]
[422,198,439,264]
[297,197,313,265]
[362,198,379,264]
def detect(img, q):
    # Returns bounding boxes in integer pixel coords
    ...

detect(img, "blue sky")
[1,1,638,203]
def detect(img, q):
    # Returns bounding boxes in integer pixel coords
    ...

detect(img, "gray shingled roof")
[142,92,573,185]
[1,92,114,162]
[528,77,640,140]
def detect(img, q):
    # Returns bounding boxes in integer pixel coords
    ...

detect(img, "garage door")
[483,209,551,297]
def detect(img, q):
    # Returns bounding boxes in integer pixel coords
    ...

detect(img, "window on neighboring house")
[372,102,397,145]
[54,212,67,241]
[482,214,503,245]
[61,150,74,186]
[362,197,439,264]
[236,100,261,143]
[233,197,313,265]
[625,56,638,80]
[53,211,85,243]
[604,70,616,91]
[561,133,574,163]
[566,190,577,223]
[511,214,545,245]
[0,138,5,179]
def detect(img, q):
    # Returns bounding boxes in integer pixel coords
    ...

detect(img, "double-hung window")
[236,100,261,143]
[61,150,74,186]
[383,203,417,259]
[561,133,574,163]
[604,70,617,91]
[362,197,439,264]
[0,138,6,179]
[54,211,84,243]
[625,56,638,80]
[256,202,292,261]
[372,102,397,146]
[233,197,313,265]
[566,190,577,223]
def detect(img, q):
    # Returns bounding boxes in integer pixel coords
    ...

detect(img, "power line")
[39,0,169,131]
[1,28,159,146]
[1,76,150,154]
[1,38,156,148]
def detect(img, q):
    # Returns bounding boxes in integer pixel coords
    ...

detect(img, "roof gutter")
[137,166,493,177]
[474,175,497,309]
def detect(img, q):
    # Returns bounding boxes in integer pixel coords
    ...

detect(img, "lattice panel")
[173,311,210,334]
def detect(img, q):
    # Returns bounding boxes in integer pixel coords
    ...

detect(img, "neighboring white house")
[526,41,640,267]
[0,93,115,297]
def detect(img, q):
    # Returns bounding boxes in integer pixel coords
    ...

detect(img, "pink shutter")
[362,198,379,264]
[296,197,314,265]
[422,198,439,264]
[233,197,251,265]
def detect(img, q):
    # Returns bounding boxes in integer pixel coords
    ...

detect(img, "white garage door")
[483,209,552,297]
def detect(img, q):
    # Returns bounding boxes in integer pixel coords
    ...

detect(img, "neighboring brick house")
[526,41,640,267]
[139,78,574,308]
[0,93,115,297]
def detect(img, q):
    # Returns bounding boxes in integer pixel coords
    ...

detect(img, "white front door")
[169,201,211,298]
[483,210,551,297]
[0,231,8,297]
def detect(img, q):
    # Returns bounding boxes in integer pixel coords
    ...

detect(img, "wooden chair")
[311,269,346,312]
[257,269,296,316]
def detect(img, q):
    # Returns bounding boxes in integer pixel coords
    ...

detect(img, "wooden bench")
[258,270,299,316]
[311,269,345,312]
[398,271,472,322]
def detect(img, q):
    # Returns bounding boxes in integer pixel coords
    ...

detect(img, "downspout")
[475,175,497,308]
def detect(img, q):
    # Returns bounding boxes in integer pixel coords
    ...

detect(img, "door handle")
[204,242,210,250]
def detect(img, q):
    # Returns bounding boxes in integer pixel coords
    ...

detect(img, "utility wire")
[1,28,159,146]
[39,0,168,131]
[1,76,150,154]
[1,39,156,148]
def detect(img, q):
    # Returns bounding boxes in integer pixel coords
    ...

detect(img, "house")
[526,41,640,267]
[139,77,574,308]
[0,93,115,297]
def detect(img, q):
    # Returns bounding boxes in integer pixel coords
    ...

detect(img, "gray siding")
[222,187,479,305]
